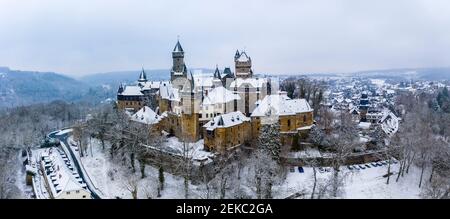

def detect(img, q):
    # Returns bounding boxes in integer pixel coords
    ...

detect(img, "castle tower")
[171,40,188,90]
[180,71,201,142]
[234,50,253,79]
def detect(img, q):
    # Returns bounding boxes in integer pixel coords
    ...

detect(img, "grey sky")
[1,0,450,77]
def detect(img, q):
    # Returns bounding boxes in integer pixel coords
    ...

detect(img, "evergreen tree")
[258,121,282,162]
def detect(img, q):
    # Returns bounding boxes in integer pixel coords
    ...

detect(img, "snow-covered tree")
[258,121,282,163]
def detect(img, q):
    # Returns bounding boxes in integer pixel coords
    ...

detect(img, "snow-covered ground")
[79,138,203,199]
[74,133,427,199]
[276,163,425,199]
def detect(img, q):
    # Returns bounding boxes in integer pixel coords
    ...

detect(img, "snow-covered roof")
[159,82,180,101]
[141,81,169,90]
[192,74,213,88]
[40,148,89,198]
[131,106,161,125]
[379,110,399,136]
[202,86,240,105]
[229,77,267,88]
[358,122,371,130]
[237,51,250,62]
[119,85,143,96]
[203,111,250,131]
[251,94,312,117]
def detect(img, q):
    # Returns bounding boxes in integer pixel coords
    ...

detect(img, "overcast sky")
[1,0,450,77]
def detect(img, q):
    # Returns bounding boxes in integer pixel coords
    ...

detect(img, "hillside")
[0,67,113,108]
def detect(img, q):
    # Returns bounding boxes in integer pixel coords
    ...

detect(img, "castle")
[117,40,314,153]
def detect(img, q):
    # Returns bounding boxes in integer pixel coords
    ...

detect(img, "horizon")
[1,0,450,77]
[3,65,450,80]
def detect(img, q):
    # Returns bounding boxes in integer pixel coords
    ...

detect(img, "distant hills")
[351,67,450,81]
[0,67,113,108]
[79,69,171,87]
[1,66,449,108]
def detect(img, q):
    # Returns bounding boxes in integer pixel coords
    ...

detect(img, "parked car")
[298,167,304,173]
[353,165,360,170]
[380,161,388,165]
[365,164,371,168]
[289,167,295,173]
[358,165,366,169]
[376,161,383,166]
[347,165,354,170]
[371,162,378,167]
[392,159,398,164]
[318,167,325,173]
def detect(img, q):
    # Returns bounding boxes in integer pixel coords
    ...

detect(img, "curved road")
[49,131,101,199]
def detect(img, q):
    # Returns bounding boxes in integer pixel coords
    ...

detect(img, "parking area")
[289,158,399,174]
[346,159,398,171]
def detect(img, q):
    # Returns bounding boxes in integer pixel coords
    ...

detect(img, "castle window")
[303,115,307,122]
[206,114,208,118]
[287,119,291,128]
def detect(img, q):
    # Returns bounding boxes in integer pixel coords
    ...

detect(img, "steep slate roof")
[173,40,184,52]
[213,65,222,80]
[138,68,147,82]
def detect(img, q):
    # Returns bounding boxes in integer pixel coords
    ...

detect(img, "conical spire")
[173,40,184,52]
[213,64,221,80]
[138,67,147,82]
[118,83,124,93]
[234,49,240,59]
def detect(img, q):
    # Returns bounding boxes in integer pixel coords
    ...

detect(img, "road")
[49,131,101,199]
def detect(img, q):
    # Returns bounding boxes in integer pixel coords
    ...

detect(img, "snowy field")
[276,163,425,199]
[77,136,426,199]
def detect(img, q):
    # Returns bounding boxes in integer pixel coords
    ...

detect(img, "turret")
[212,65,223,88]
[138,67,148,83]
